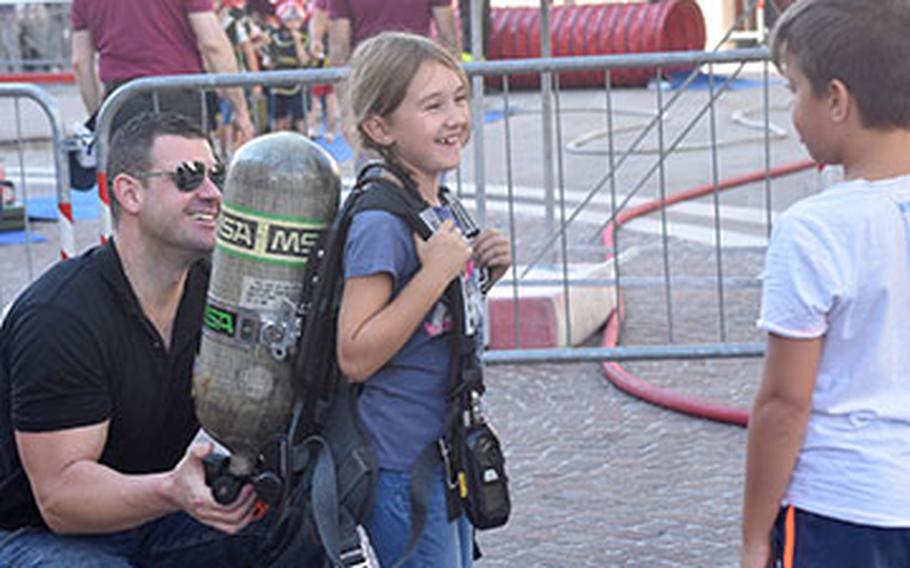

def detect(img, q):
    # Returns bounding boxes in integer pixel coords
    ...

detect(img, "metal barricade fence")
[0,82,72,304]
[93,48,815,366]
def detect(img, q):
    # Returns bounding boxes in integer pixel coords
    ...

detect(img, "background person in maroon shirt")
[71,0,253,140]
[327,0,459,68]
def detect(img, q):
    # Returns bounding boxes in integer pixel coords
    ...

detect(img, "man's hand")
[167,443,257,534]
[472,228,511,285]
[232,110,255,147]
[309,37,325,59]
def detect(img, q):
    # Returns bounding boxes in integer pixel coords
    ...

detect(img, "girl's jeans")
[366,469,474,568]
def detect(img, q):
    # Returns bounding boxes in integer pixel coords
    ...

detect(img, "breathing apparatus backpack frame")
[256,161,509,567]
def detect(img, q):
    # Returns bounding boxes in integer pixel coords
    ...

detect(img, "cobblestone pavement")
[478,366,752,568]
[475,281,761,568]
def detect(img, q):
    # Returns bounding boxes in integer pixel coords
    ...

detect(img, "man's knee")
[0,527,134,568]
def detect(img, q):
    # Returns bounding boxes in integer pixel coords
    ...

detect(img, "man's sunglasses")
[134,160,226,192]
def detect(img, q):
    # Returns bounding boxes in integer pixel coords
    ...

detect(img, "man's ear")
[360,115,394,147]
[827,78,852,124]
[111,173,143,216]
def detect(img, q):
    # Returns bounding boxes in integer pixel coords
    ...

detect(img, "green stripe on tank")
[216,202,326,265]
[222,200,330,224]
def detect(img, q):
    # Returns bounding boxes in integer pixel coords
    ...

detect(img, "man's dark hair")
[770,0,910,129]
[107,112,208,221]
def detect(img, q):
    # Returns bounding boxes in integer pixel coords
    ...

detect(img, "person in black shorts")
[267,0,311,133]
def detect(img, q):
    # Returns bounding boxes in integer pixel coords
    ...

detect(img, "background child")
[215,0,264,155]
[337,32,511,568]
[741,1,910,567]
[266,0,310,134]
[306,0,337,141]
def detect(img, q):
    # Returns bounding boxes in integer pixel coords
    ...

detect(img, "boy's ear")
[827,78,852,124]
[111,173,143,216]
[360,115,395,147]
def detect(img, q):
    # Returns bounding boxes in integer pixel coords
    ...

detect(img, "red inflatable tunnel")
[486,0,706,89]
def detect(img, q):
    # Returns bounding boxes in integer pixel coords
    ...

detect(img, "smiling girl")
[337,32,511,567]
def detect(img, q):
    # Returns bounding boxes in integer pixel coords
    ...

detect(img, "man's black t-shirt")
[0,242,209,529]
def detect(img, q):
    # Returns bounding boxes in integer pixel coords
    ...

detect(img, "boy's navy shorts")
[772,505,910,567]
[270,90,308,122]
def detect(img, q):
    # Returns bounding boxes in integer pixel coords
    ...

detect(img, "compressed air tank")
[194,132,340,476]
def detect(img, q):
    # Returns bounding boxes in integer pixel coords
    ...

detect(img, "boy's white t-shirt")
[758,176,910,527]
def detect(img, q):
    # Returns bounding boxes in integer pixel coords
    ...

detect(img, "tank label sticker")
[202,296,260,350]
[217,202,326,266]
[240,277,303,312]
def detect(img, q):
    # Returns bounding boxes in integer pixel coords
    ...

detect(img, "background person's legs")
[44,2,70,70]
[0,6,22,72]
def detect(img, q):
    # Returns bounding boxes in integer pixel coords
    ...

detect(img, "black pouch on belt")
[460,420,510,530]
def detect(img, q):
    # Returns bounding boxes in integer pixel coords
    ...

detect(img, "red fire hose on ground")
[599,159,816,427]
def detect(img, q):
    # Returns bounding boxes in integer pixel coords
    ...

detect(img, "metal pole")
[540,0,555,246]
[471,0,486,226]
[655,67,674,343]
[12,97,34,280]
[484,342,766,365]
[501,77,521,348]
[708,63,727,341]
[763,58,773,238]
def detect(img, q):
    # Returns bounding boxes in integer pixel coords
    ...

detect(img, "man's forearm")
[193,14,252,121]
[74,64,103,115]
[37,460,176,534]
[433,6,461,56]
[201,50,250,121]
[71,30,103,114]
[328,19,351,67]
[310,8,328,42]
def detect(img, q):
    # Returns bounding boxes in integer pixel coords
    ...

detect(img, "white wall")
[696,0,738,50]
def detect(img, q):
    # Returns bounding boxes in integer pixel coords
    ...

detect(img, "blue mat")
[484,107,522,124]
[25,187,100,221]
[665,71,783,91]
[313,134,353,162]
[0,230,47,245]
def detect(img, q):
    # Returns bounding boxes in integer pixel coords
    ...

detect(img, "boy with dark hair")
[742,1,910,567]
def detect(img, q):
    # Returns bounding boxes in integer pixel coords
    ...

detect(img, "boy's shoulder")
[780,175,910,235]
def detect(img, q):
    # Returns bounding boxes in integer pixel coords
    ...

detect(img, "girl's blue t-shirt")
[343,206,483,472]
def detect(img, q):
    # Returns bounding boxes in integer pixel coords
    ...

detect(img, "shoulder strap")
[351,162,436,242]
[292,187,360,434]
[439,187,481,239]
